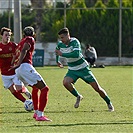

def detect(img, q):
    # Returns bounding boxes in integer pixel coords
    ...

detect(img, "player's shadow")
[44,109,110,114]
[49,120,133,126]
[0,107,94,114]
[0,106,132,128]
[16,120,133,128]
[0,106,32,114]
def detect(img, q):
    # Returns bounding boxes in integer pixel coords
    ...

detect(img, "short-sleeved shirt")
[0,42,17,75]
[14,36,35,65]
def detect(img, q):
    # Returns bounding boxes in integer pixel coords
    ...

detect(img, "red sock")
[39,86,49,112]
[32,86,39,110]
[12,91,26,102]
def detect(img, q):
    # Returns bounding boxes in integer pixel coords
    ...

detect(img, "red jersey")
[0,42,17,75]
[15,36,35,65]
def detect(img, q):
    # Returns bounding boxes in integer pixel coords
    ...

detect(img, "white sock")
[34,110,38,114]
[37,111,44,117]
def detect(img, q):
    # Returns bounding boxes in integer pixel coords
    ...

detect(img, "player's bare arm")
[10,43,30,70]
[11,54,16,66]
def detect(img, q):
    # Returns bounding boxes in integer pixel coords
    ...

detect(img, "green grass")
[0,66,132,133]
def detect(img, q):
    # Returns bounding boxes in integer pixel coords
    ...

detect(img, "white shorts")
[15,63,45,86]
[2,74,24,89]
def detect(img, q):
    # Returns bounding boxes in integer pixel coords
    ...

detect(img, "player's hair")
[86,44,91,48]
[58,27,69,35]
[23,26,35,36]
[0,27,12,35]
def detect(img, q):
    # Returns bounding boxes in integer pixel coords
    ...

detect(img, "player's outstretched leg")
[90,82,114,112]
[35,86,52,122]
[32,87,39,119]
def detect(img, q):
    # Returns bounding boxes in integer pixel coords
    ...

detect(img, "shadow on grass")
[16,120,133,128]
[0,107,132,128]
[0,106,122,114]
[0,106,33,114]
[0,110,103,114]
[0,107,94,114]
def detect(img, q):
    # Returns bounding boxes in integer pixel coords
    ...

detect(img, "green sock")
[71,89,79,97]
[103,96,111,104]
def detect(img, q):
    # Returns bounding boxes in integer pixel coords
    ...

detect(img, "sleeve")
[55,43,60,63]
[56,55,59,63]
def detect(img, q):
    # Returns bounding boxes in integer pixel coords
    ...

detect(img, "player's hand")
[57,62,64,68]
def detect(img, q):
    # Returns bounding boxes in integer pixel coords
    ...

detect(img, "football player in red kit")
[11,26,52,121]
[0,27,31,103]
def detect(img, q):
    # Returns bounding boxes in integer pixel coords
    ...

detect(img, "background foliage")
[0,0,133,57]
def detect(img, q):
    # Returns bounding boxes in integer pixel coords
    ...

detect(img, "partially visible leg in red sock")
[15,85,26,93]
[17,89,22,93]
[32,86,39,110]
[38,86,49,112]
[12,91,26,102]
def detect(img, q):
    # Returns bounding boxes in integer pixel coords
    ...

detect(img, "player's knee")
[63,80,66,87]
[63,80,69,88]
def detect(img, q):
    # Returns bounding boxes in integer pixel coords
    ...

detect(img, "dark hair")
[23,26,35,36]
[0,27,12,35]
[58,27,69,35]
[86,44,91,48]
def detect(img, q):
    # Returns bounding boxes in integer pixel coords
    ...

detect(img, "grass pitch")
[0,66,132,133]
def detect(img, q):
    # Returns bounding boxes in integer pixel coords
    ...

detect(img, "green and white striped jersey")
[56,37,89,70]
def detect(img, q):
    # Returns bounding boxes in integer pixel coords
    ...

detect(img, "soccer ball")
[24,99,34,111]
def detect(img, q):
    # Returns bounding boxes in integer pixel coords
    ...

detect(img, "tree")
[1,0,132,57]
[30,0,46,41]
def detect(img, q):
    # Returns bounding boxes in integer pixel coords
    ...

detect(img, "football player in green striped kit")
[55,27,114,112]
